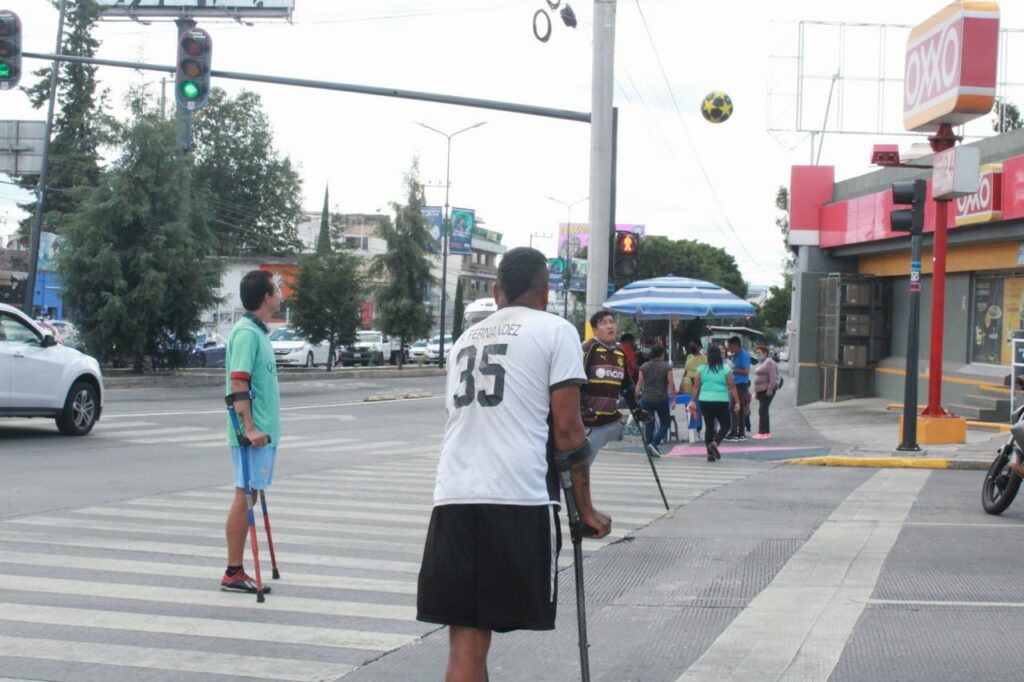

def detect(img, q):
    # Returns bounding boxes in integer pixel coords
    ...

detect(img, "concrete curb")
[104,367,446,389]
[784,455,990,470]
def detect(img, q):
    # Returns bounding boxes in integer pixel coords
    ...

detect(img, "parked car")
[188,330,227,368]
[407,338,429,363]
[269,328,332,367]
[338,330,400,367]
[425,334,454,364]
[0,302,104,435]
[47,320,81,349]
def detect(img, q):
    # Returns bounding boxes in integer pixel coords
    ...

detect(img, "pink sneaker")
[752,433,771,440]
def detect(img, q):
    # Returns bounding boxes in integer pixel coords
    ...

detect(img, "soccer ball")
[701,91,733,124]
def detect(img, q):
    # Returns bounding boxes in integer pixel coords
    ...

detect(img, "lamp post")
[417,121,486,369]
[545,195,588,319]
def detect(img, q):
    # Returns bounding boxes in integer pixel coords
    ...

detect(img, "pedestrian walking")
[724,336,752,441]
[221,269,282,594]
[619,332,640,384]
[680,339,706,394]
[751,344,779,439]
[417,247,612,682]
[688,345,740,462]
[580,310,647,463]
[635,344,675,457]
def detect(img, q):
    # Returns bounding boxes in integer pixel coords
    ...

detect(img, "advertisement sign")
[568,258,587,293]
[903,1,1000,132]
[420,206,443,252]
[955,163,1003,225]
[932,146,981,200]
[972,276,1003,364]
[96,1,293,18]
[449,208,474,256]
[548,258,566,292]
[260,263,298,300]
[556,223,646,255]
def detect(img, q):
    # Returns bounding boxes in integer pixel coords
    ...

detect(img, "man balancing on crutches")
[417,247,612,682]
[221,269,282,595]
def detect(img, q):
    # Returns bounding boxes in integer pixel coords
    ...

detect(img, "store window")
[971,274,1024,365]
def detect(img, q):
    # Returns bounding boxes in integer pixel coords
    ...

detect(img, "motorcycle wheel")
[982,444,1021,515]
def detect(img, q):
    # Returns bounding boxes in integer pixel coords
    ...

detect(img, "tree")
[759,273,792,343]
[316,185,331,255]
[17,0,112,234]
[369,162,435,367]
[637,236,747,298]
[776,185,796,272]
[993,97,1023,133]
[192,88,304,256]
[289,252,362,372]
[452,280,465,341]
[56,111,222,373]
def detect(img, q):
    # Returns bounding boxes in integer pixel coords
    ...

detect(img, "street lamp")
[417,120,487,369]
[545,195,588,318]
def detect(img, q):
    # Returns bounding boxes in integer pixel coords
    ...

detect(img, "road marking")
[281,413,357,422]
[93,426,207,439]
[0,550,417,594]
[868,598,1024,608]
[0,636,353,682]
[0,531,422,574]
[103,394,444,419]
[0,574,417,621]
[305,440,410,453]
[0,602,419,651]
[904,521,1024,528]
[677,468,930,682]
[130,432,222,445]
[90,420,160,431]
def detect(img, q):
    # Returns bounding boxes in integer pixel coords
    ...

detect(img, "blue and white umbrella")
[604,276,755,320]
[604,276,755,362]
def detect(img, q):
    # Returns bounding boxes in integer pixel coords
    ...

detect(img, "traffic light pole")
[22,0,66,314]
[898,228,923,451]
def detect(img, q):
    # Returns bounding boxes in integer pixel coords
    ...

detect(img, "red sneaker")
[221,571,271,594]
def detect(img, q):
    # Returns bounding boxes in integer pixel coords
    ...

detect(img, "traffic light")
[0,11,22,91]
[614,231,640,280]
[890,179,927,233]
[175,27,212,111]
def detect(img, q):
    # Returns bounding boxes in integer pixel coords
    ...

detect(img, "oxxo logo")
[904,19,961,112]
[955,165,1002,226]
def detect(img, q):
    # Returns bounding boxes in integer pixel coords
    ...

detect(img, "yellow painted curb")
[363,395,398,402]
[784,456,950,469]
[966,420,1011,432]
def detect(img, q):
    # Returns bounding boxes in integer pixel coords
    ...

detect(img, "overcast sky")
[2,0,1023,286]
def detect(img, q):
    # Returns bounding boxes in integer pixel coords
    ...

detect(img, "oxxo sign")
[903,1,1000,133]
[955,163,1002,225]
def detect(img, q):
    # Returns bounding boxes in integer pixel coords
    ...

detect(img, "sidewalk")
[604,385,1005,470]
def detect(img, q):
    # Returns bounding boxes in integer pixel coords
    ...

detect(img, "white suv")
[0,303,104,435]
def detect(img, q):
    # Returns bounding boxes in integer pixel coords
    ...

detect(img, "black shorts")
[417,503,562,633]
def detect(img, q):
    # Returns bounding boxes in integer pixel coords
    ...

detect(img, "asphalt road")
[2,377,1024,681]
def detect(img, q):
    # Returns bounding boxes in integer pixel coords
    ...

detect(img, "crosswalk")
[0,430,769,681]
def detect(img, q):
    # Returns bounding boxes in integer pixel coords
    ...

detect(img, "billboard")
[449,208,474,256]
[556,223,646,254]
[903,1,1000,132]
[96,1,293,19]
[420,206,443,253]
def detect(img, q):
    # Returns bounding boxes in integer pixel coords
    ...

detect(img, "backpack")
[776,373,784,390]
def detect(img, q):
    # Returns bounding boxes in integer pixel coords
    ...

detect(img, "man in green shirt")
[221,269,282,593]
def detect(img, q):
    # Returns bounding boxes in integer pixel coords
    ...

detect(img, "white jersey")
[433,305,587,506]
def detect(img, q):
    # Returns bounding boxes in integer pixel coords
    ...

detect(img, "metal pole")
[922,125,956,416]
[564,206,571,319]
[585,0,616,320]
[23,0,67,314]
[897,230,922,451]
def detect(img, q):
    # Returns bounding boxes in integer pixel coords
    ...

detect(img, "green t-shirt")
[225,315,280,447]
[696,363,732,403]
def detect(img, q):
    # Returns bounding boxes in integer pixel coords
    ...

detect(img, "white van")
[464,298,498,327]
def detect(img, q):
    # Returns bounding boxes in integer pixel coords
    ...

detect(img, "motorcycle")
[982,376,1024,515]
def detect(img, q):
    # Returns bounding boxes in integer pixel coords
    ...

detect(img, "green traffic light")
[180,81,200,100]
[0,64,9,79]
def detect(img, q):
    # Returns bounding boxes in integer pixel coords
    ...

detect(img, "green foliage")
[760,274,792,331]
[316,185,331,256]
[192,88,304,256]
[993,97,1023,133]
[452,280,465,341]
[18,0,113,234]
[289,251,362,371]
[56,111,222,372]
[776,185,795,272]
[636,235,747,298]
[369,162,435,364]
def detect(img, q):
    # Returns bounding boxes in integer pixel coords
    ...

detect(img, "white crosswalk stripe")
[0,435,768,680]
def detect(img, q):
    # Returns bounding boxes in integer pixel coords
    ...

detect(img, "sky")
[2,0,1024,288]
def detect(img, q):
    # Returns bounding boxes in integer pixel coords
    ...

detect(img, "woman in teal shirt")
[688,345,739,462]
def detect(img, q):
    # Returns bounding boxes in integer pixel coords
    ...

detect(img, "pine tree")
[316,185,331,255]
[452,279,465,341]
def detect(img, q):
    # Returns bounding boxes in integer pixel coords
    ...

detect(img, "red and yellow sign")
[955,163,1003,225]
[903,1,1000,132]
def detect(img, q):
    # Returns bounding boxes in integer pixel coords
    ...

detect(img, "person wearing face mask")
[751,344,778,439]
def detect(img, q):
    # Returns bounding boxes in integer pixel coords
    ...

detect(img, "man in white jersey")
[417,247,612,682]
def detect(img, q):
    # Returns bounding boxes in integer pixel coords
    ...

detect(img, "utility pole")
[585,0,616,320]
[23,0,67,314]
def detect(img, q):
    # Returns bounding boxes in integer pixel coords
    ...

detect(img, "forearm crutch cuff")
[225,391,252,407]
[553,439,592,472]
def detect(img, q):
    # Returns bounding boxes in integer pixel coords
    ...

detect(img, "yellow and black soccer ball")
[700,91,733,124]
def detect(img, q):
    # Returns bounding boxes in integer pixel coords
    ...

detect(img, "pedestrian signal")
[176,27,212,111]
[614,231,640,280]
[0,11,22,91]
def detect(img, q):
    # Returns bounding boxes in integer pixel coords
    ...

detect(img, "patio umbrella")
[603,276,755,362]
